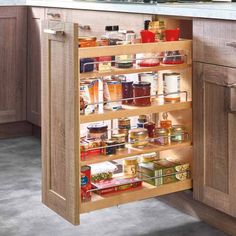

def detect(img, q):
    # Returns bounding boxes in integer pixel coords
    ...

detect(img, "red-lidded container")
[81,166,91,201]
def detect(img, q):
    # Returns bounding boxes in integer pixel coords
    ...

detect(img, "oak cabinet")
[27,8,45,126]
[193,19,236,217]
[0,7,27,123]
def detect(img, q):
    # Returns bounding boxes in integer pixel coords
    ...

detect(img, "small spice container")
[112,133,126,150]
[78,36,97,48]
[102,139,116,156]
[118,117,131,130]
[121,81,133,105]
[171,125,188,143]
[129,128,148,147]
[163,73,181,103]
[133,82,151,106]
[115,41,134,69]
[87,123,108,140]
[118,128,129,142]
[123,157,139,178]
[154,127,169,146]
[137,115,148,128]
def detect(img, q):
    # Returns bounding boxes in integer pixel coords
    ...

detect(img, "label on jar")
[124,164,137,177]
[163,73,180,101]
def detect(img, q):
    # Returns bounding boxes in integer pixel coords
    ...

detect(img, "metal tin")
[81,166,91,201]
[163,73,181,103]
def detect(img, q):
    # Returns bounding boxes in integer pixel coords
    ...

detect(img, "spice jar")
[112,133,126,150]
[163,73,181,103]
[154,127,169,146]
[139,73,158,102]
[133,82,151,106]
[78,36,97,48]
[102,139,116,156]
[123,157,138,178]
[115,41,134,69]
[118,118,131,130]
[87,123,108,140]
[137,115,148,128]
[121,81,133,105]
[118,128,129,142]
[171,125,188,143]
[129,128,148,147]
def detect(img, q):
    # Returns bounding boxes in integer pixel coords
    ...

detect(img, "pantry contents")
[133,81,151,106]
[115,41,134,68]
[163,72,181,103]
[81,165,92,201]
[148,20,166,41]
[123,157,139,177]
[129,128,149,147]
[111,133,126,149]
[153,127,169,146]
[165,28,180,41]
[171,125,189,143]
[102,139,117,156]
[141,152,158,163]
[87,123,108,140]
[121,80,134,105]
[80,81,95,114]
[90,162,117,182]
[139,157,190,186]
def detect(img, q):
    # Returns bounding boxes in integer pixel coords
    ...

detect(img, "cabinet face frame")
[41,20,80,225]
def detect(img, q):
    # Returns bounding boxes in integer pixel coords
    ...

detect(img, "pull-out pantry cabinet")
[193,19,236,218]
[41,19,193,225]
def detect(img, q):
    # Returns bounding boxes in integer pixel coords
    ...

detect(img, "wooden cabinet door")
[193,62,236,217]
[0,7,27,123]
[27,8,45,126]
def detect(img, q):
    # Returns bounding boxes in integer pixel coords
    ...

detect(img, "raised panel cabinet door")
[193,62,236,217]
[0,7,27,123]
[27,7,45,126]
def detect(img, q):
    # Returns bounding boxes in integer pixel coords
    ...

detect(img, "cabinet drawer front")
[45,8,66,21]
[193,19,236,68]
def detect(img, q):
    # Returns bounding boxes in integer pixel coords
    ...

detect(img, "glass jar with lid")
[111,133,126,150]
[87,123,108,140]
[133,82,151,106]
[129,128,148,147]
[154,127,169,146]
[170,125,189,143]
[121,81,133,105]
[123,157,139,178]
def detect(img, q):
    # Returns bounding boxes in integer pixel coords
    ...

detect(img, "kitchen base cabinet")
[0,7,27,123]
[41,19,193,225]
[27,7,45,127]
[193,62,236,218]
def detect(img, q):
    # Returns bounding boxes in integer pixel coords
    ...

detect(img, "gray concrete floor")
[0,137,228,236]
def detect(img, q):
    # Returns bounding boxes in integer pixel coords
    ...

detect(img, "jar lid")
[163,72,180,77]
[172,125,185,132]
[118,117,130,122]
[133,81,151,87]
[104,139,116,145]
[112,133,126,139]
[124,157,138,165]
[78,36,97,41]
[87,123,108,130]
[129,128,148,136]
[105,25,119,31]
[121,80,133,85]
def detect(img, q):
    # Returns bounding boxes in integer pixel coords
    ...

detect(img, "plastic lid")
[105,25,119,31]
[87,123,108,130]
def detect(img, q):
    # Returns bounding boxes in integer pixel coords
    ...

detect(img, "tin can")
[81,166,91,201]
[163,73,181,103]
[123,157,139,178]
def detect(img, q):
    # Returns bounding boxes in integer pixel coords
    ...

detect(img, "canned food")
[163,73,181,103]
[81,166,91,201]
[123,157,138,178]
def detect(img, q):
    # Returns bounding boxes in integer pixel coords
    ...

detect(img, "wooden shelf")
[78,40,192,58]
[80,179,192,213]
[81,141,192,166]
[79,63,191,79]
[80,101,192,124]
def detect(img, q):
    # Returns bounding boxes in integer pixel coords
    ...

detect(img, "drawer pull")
[47,12,61,18]
[43,29,64,36]
[79,24,91,31]
[227,85,236,113]
[226,42,236,48]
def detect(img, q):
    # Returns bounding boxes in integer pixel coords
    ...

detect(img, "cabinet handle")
[226,42,236,48]
[47,12,61,18]
[79,24,91,31]
[43,29,64,36]
[227,85,236,113]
